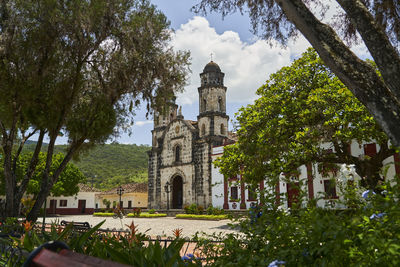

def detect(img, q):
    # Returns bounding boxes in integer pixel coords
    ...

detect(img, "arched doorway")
[172,176,183,209]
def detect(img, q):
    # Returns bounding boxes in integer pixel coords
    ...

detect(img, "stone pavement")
[38,215,238,238]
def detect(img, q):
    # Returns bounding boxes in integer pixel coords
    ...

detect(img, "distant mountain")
[23,143,150,190]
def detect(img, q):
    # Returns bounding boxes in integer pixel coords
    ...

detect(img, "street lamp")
[164,181,171,210]
[117,185,124,208]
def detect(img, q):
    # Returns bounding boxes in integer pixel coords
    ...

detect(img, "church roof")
[203,61,221,73]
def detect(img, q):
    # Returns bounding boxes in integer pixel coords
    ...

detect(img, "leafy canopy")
[215,49,390,188]
[0,0,190,220]
[0,152,85,196]
[194,0,400,150]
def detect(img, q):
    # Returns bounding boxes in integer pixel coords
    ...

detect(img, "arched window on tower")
[220,123,225,135]
[201,124,206,136]
[218,97,223,112]
[170,113,174,121]
[203,99,207,111]
[175,145,181,162]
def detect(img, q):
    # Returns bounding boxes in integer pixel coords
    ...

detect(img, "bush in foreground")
[0,220,200,266]
[196,182,400,266]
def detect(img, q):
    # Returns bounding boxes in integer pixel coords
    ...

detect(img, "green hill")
[23,143,150,190]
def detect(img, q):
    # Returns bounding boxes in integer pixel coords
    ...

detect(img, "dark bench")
[60,221,90,231]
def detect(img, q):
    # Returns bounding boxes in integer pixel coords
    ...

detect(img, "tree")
[0,0,190,221]
[1,152,85,212]
[214,49,394,190]
[194,0,400,148]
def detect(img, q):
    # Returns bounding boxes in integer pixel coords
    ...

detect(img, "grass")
[175,214,228,220]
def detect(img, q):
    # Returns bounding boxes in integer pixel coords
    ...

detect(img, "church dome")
[203,61,221,73]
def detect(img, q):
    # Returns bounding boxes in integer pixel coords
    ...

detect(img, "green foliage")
[197,183,400,266]
[23,143,149,190]
[0,0,189,220]
[176,214,228,220]
[127,212,167,218]
[131,208,142,217]
[206,205,225,215]
[3,220,199,266]
[0,217,23,233]
[183,203,204,215]
[215,48,391,189]
[148,209,156,214]
[93,212,114,217]
[102,199,111,209]
[0,152,85,196]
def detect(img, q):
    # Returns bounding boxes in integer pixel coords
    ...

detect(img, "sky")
[117,0,312,146]
[54,0,371,146]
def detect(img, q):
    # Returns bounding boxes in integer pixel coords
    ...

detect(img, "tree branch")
[15,129,45,206]
[336,0,400,101]
[12,128,38,173]
[275,0,400,147]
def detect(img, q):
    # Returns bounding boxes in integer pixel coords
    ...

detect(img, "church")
[147,61,400,212]
[147,61,235,210]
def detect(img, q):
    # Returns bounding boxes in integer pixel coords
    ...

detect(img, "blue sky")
[54,0,371,146]
[115,0,312,146]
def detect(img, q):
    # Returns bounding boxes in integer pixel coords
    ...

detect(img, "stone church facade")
[147,61,234,209]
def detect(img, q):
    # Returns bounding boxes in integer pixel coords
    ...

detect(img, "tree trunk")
[275,0,400,147]
[14,130,45,216]
[26,131,58,222]
[355,160,384,190]
[1,120,19,218]
[336,0,400,101]
[26,138,83,222]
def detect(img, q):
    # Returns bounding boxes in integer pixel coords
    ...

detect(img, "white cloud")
[171,16,311,105]
[135,120,153,127]
[171,15,371,107]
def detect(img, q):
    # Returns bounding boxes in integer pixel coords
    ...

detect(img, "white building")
[45,184,99,215]
[211,142,400,210]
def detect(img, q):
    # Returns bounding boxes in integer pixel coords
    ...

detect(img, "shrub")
[197,205,204,215]
[0,217,23,234]
[102,199,111,209]
[183,205,190,214]
[206,205,225,215]
[184,203,206,215]
[127,212,167,218]
[5,220,200,266]
[176,214,228,220]
[148,209,156,214]
[132,208,142,217]
[196,182,400,266]
[93,212,114,217]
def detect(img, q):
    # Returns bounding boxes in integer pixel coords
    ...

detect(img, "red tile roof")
[99,183,148,195]
[78,183,101,192]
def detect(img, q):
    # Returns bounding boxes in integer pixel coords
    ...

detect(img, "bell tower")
[197,61,229,144]
[152,97,178,147]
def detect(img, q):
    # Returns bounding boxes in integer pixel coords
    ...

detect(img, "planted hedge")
[93,212,167,218]
[127,212,167,218]
[93,212,114,217]
[176,214,228,220]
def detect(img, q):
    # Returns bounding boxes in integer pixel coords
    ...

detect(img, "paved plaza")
[38,215,238,238]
